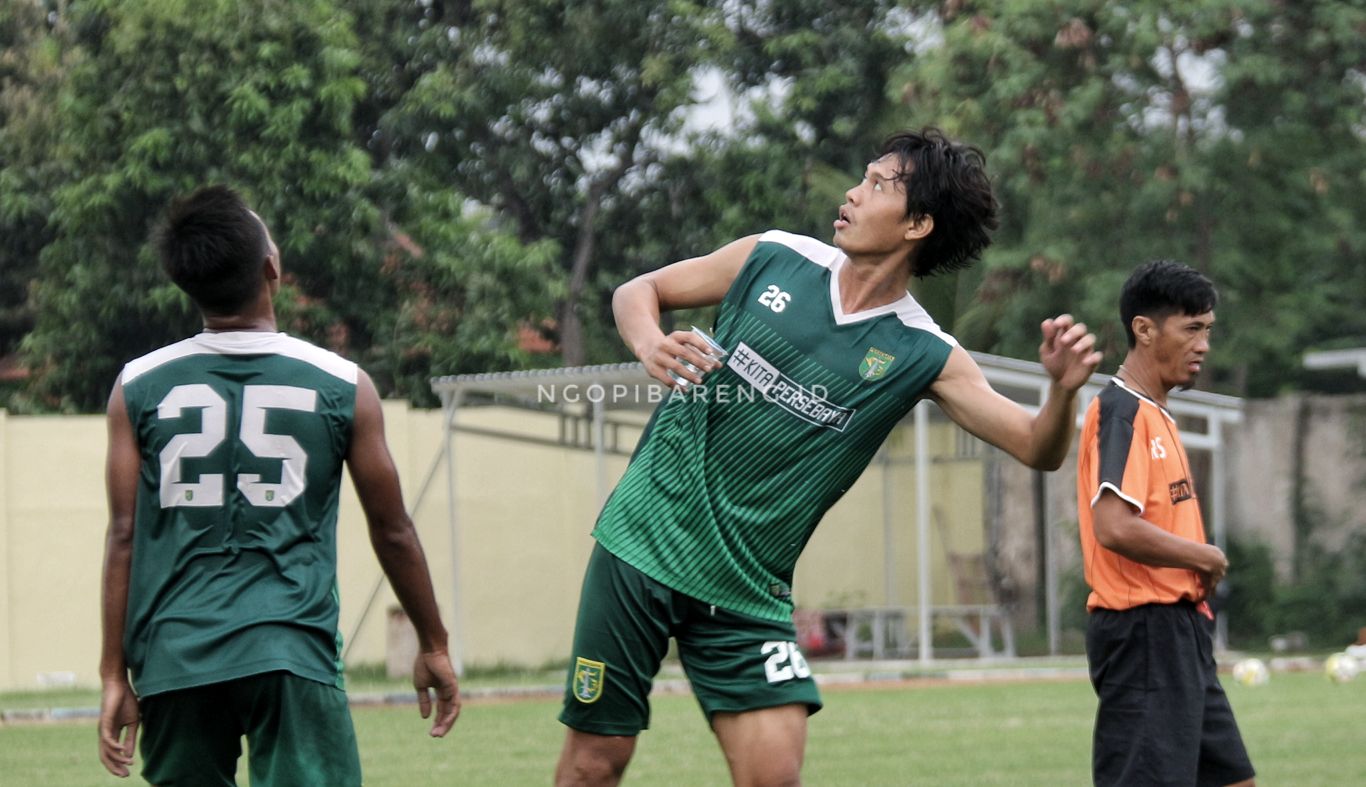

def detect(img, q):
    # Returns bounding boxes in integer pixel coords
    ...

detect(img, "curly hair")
[879,128,1000,277]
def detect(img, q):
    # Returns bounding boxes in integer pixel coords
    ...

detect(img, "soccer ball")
[1324,652,1359,684]
[1231,658,1270,687]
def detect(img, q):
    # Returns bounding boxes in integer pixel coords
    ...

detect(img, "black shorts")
[1086,602,1254,787]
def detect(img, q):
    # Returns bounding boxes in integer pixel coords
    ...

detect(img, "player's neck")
[1116,355,1168,406]
[202,309,278,334]
[838,253,910,313]
[201,288,279,333]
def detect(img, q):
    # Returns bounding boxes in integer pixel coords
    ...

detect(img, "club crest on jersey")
[859,348,895,381]
[572,657,606,704]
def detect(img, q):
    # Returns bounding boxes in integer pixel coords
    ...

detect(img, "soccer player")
[1076,261,1255,786]
[555,128,1103,786]
[97,186,460,785]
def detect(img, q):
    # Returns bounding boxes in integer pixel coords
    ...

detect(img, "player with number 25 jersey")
[98,186,458,787]
[119,332,357,696]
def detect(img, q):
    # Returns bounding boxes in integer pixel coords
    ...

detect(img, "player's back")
[118,331,358,696]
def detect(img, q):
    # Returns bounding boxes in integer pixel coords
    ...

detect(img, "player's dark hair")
[880,128,1000,277]
[153,185,268,315]
[1119,259,1218,348]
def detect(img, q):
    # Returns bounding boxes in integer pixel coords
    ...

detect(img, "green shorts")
[139,670,361,787]
[559,543,822,736]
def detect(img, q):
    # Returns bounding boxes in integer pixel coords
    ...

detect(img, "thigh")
[1088,605,1204,787]
[712,705,808,787]
[236,671,361,787]
[139,683,242,787]
[558,543,675,736]
[676,602,821,724]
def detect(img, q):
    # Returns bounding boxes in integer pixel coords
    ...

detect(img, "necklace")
[1116,365,1165,406]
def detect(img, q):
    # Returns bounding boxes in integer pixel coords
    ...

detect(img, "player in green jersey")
[556,129,1103,786]
[98,186,460,785]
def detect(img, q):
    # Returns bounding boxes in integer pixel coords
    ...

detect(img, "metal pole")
[916,404,932,665]
[882,448,895,607]
[1041,472,1059,656]
[444,391,465,675]
[1210,417,1228,651]
[593,398,607,507]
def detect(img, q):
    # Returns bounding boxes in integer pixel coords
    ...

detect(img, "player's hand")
[1195,544,1229,600]
[413,649,461,738]
[98,676,140,777]
[636,329,723,389]
[1039,314,1102,392]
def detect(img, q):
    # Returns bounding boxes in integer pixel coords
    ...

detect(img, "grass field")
[2,672,1363,785]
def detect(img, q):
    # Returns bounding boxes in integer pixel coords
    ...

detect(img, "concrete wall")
[1227,394,1366,578]
[0,403,984,691]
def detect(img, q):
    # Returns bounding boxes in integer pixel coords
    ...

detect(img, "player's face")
[1153,311,1214,389]
[833,155,921,257]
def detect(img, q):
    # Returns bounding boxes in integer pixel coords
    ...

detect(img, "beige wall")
[1227,394,1366,579]
[0,403,983,691]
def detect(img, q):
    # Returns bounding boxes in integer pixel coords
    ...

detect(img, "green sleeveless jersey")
[118,331,357,696]
[594,231,958,621]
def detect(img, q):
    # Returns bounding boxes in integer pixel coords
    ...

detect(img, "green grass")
[3,673,1363,785]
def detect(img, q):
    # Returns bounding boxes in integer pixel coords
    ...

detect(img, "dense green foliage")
[1,0,1362,410]
[1224,534,1366,650]
[901,1,1366,392]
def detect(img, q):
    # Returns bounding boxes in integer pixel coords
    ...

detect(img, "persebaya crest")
[572,656,605,704]
[859,347,895,381]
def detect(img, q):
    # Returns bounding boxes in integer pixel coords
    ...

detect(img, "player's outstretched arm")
[929,315,1101,470]
[99,383,141,777]
[613,234,758,387]
[347,371,460,737]
[1092,491,1228,597]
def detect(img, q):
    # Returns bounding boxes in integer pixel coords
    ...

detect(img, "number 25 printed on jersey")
[158,383,317,509]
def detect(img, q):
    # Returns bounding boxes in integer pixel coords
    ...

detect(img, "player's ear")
[904,214,933,242]
[262,250,281,300]
[1132,315,1155,346]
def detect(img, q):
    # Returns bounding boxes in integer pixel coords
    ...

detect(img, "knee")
[556,756,627,787]
[747,768,801,787]
[732,760,801,787]
[555,733,634,787]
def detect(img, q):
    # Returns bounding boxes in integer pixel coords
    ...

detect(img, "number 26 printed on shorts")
[761,641,811,684]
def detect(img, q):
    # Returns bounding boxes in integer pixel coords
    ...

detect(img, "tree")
[16,0,376,410]
[377,0,729,366]
[11,0,561,410]
[365,160,564,404]
[0,0,70,382]
[1210,0,1366,395]
[585,0,918,357]
[892,1,1366,396]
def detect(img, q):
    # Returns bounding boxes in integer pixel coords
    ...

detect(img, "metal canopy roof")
[1303,348,1366,378]
[431,351,1244,440]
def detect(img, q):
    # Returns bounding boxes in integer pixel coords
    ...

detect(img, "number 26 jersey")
[594,231,959,622]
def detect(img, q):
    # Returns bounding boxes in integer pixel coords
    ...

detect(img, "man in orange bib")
[1076,260,1255,787]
